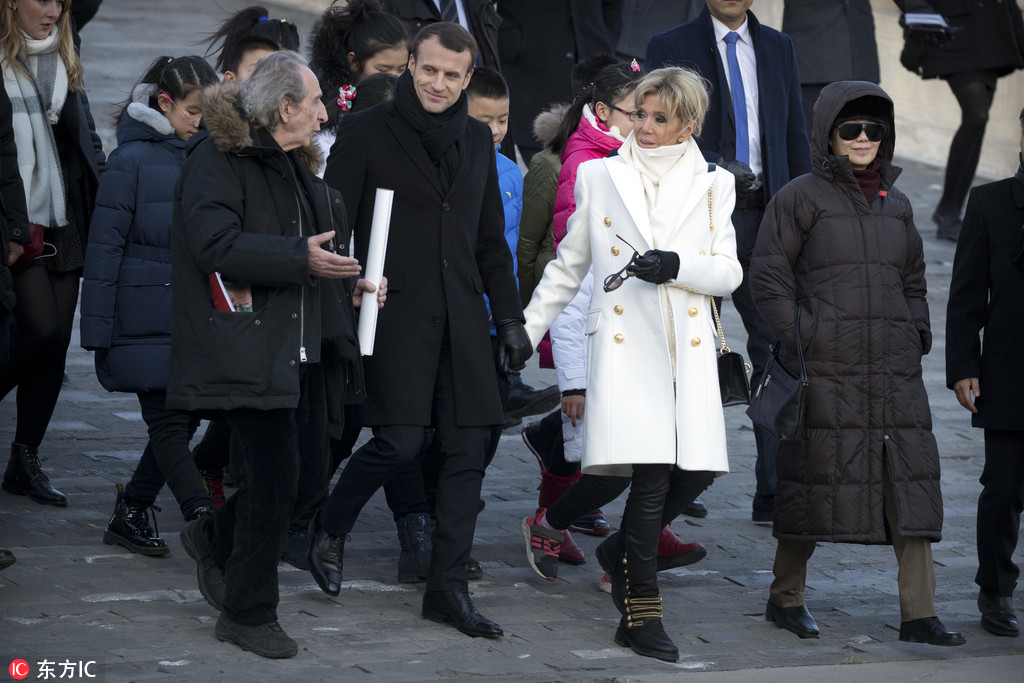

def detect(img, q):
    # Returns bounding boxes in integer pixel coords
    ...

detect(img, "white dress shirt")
[711,15,762,188]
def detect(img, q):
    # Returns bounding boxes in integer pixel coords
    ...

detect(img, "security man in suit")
[645,0,811,523]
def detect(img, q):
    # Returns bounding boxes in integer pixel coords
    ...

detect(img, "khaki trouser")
[769,476,937,622]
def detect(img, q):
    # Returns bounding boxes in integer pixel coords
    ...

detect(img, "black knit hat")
[833,95,890,127]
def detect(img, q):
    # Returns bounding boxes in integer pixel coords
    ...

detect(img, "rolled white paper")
[357,188,394,355]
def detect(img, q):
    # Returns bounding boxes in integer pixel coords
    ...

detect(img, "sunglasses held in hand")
[603,234,643,292]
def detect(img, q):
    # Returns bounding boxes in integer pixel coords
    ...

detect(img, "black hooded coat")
[749,81,942,544]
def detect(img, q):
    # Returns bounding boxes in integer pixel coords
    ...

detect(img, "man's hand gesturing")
[308,231,362,279]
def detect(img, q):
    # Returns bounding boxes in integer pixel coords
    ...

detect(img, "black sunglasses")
[835,121,886,142]
[603,234,642,292]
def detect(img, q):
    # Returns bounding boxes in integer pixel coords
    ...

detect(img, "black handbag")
[745,305,809,440]
[711,296,750,406]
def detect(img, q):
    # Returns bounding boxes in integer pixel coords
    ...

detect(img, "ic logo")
[8,659,30,680]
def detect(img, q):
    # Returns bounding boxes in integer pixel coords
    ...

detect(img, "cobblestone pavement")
[0,1,1021,681]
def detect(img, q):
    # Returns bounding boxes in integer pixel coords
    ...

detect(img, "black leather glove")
[495,319,533,375]
[627,249,679,284]
[717,157,756,206]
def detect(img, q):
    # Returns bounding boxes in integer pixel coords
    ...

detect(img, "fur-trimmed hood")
[196,81,323,174]
[532,102,569,152]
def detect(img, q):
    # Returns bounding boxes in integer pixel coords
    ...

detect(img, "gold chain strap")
[706,185,729,354]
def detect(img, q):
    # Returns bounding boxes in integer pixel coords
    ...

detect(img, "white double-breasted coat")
[524,144,743,475]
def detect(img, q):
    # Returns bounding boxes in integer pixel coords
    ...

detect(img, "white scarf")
[3,30,69,226]
[618,134,697,241]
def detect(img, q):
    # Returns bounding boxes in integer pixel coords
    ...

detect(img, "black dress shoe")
[765,600,819,638]
[307,511,344,596]
[0,548,15,571]
[682,496,708,518]
[898,616,966,646]
[933,209,962,242]
[422,587,503,638]
[978,592,1018,637]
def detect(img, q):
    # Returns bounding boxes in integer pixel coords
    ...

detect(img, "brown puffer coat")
[749,80,942,545]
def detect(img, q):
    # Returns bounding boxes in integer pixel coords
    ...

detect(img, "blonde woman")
[523,67,742,661]
[0,0,103,506]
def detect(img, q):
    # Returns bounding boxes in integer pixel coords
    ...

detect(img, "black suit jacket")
[382,0,501,69]
[945,170,1024,430]
[324,99,522,427]
[645,6,810,200]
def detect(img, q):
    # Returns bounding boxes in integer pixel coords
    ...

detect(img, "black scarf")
[1013,153,1024,267]
[393,70,467,193]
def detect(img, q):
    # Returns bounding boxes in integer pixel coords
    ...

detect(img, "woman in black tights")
[898,1,1024,241]
[0,0,103,506]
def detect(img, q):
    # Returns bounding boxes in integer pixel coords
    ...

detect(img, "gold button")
[699,250,706,255]
[611,246,620,256]
[604,217,612,227]
[691,338,701,347]
[614,305,623,315]
[614,333,625,344]
[688,307,698,317]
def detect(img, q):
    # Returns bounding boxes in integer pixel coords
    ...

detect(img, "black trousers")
[212,364,329,625]
[726,204,778,507]
[321,345,490,591]
[124,392,206,519]
[976,429,1024,596]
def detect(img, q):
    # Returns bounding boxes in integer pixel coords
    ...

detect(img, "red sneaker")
[558,528,586,565]
[199,469,227,508]
[521,509,563,581]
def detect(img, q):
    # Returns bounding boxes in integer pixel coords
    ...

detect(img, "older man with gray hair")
[169,51,382,658]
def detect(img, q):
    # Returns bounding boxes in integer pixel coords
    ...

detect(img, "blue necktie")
[440,0,459,23]
[724,31,749,165]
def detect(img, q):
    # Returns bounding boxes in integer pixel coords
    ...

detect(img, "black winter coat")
[750,80,943,544]
[324,95,522,427]
[56,86,104,250]
[0,85,27,313]
[897,0,1024,78]
[80,101,185,393]
[945,161,1024,431]
[497,0,623,150]
[783,0,879,85]
[167,83,362,416]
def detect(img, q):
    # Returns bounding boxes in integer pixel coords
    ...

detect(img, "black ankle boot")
[2,443,67,506]
[614,596,679,662]
[103,484,168,556]
[596,532,627,616]
[396,513,432,583]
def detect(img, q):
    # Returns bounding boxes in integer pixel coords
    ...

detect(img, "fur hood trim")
[199,82,323,174]
[127,83,175,136]
[533,103,570,152]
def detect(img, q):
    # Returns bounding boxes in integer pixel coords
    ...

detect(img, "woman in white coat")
[522,67,742,661]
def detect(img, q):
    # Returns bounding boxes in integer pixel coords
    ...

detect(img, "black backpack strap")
[708,162,716,172]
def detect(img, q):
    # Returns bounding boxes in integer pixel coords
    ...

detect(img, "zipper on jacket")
[296,192,307,363]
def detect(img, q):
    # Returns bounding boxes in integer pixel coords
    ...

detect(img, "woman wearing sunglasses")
[749,81,964,646]
[523,66,742,661]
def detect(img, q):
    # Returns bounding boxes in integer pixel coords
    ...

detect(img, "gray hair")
[240,51,309,132]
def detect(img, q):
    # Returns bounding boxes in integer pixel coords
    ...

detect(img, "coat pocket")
[201,310,268,389]
[113,264,172,339]
[585,311,601,335]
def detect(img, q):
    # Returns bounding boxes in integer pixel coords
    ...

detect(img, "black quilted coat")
[749,80,942,544]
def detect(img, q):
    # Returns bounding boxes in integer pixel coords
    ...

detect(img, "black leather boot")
[2,443,67,506]
[396,513,432,584]
[422,587,503,638]
[595,532,627,616]
[103,483,168,556]
[614,595,679,662]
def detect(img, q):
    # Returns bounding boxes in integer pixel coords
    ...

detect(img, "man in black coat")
[317,22,530,638]
[169,52,374,658]
[382,0,501,70]
[645,0,811,523]
[946,107,1024,639]
[497,0,624,163]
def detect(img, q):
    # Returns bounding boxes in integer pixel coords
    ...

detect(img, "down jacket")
[81,94,185,392]
[750,80,942,544]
